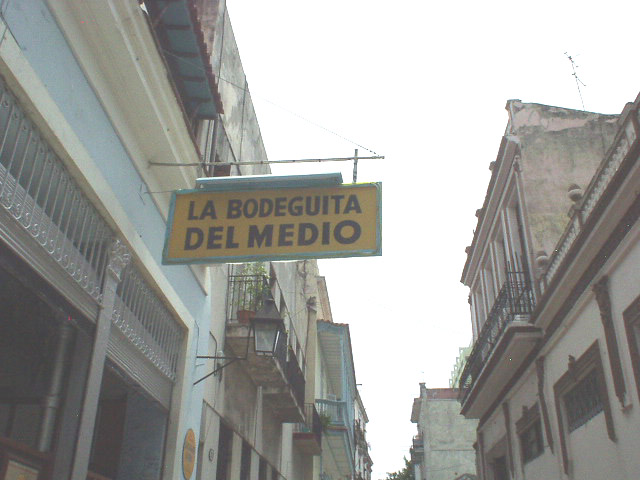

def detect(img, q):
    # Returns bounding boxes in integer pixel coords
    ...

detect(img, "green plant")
[319,412,332,431]
[243,261,268,277]
[385,458,414,480]
[237,262,271,311]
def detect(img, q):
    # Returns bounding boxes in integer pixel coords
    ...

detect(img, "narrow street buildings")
[315,277,373,480]
[0,1,371,479]
[459,98,640,479]
[0,1,215,477]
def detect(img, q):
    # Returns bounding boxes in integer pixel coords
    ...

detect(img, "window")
[623,293,640,401]
[519,420,544,464]
[516,404,544,464]
[258,458,267,480]
[240,440,251,480]
[564,369,603,432]
[491,456,509,480]
[553,341,615,475]
[215,423,233,480]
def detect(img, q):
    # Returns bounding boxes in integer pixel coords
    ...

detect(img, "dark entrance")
[0,257,92,480]
[88,365,169,480]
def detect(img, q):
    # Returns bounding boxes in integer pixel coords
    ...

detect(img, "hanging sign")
[163,182,381,264]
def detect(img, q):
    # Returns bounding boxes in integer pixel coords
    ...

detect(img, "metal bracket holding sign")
[162,173,382,265]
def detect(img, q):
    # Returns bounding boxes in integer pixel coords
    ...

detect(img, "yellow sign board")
[182,428,196,480]
[163,183,381,264]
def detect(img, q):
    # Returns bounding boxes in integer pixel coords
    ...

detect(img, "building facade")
[0,1,371,480]
[190,1,322,478]
[410,385,477,480]
[354,392,373,480]
[459,98,640,479]
[314,277,373,480]
[0,0,223,478]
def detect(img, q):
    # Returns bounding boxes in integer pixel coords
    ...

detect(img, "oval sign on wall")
[182,428,196,479]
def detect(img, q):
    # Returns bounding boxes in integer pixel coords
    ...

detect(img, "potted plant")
[236,262,271,324]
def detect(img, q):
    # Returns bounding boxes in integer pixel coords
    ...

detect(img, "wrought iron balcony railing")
[227,274,272,323]
[294,403,322,445]
[459,271,534,404]
[354,419,366,446]
[316,398,348,427]
[286,350,306,409]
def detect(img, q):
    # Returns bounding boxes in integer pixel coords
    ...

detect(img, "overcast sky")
[224,1,640,477]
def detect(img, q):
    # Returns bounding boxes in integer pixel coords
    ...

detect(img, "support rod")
[352,149,359,183]
[148,155,384,167]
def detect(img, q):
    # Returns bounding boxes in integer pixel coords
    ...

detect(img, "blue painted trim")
[162,190,179,264]
[195,172,344,191]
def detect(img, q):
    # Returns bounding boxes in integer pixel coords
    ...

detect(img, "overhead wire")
[161,48,381,156]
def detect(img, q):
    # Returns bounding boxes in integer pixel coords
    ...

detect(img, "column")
[70,239,131,480]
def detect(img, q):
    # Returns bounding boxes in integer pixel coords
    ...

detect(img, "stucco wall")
[3,0,210,322]
[221,362,259,441]
[200,0,269,177]
[509,101,619,256]
[478,224,640,480]
[416,391,477,480]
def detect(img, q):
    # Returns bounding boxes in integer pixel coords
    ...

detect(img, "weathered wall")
[196,3,321,479]
[262,399,284,468]
[200,0,269,176]
[221,361,258,442]
[416,389,477,480]
[509,101,619,256]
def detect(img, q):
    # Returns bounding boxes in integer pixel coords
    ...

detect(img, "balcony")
[354,419,366,448]
[293,403,322,455]
[459,272,542,418]
[410,434,424,464]
[316,399,354,477]
[224,274,305,422]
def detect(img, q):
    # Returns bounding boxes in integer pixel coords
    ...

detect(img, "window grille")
[564,369,604,432]
[519,419,544,464]
[0,79,114,303]
[112,262,183,380]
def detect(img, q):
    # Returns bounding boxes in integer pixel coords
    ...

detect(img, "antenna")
[565,52,586,110]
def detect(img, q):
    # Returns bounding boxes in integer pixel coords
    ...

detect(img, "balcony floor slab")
[461,321,542,418]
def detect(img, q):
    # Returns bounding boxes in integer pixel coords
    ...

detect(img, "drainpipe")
[37,319,74,452]
[302,260,320,480]
[304,295,318,405]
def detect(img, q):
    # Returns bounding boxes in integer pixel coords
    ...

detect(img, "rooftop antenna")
[565,52,586,110]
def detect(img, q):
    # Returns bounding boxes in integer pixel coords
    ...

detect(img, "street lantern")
[194,298,284,385]
[252,299,284,356]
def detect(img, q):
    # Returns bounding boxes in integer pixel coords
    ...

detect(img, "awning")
[145,0,224,120]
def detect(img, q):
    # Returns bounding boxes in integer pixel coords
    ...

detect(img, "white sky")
[224,1,640,477]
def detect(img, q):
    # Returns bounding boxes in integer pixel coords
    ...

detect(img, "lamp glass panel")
[254,322,279,354]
